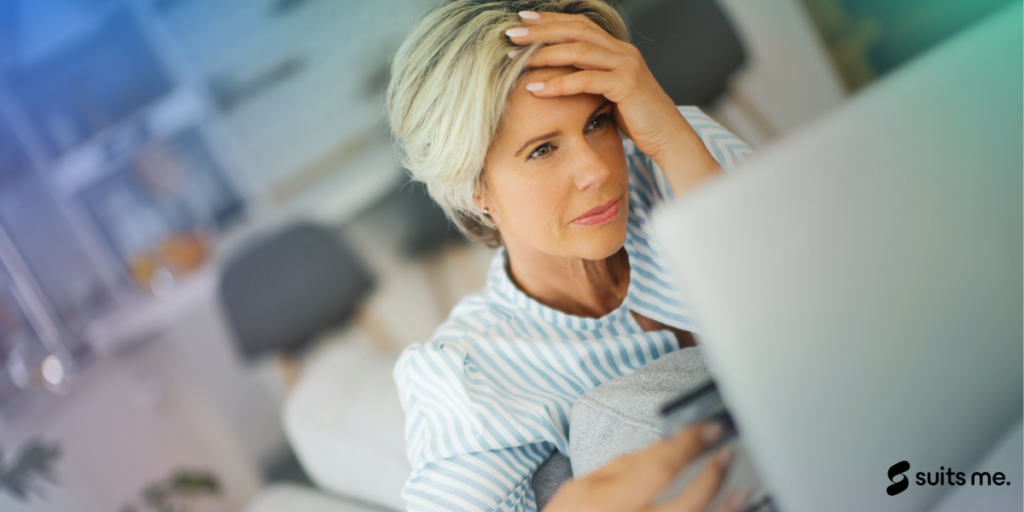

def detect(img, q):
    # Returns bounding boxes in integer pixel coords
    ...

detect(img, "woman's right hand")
[543,423,749,512]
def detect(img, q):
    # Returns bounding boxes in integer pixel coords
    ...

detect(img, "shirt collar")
[486,244,639,332]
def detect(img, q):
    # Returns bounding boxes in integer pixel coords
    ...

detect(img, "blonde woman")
[387,1,754,510]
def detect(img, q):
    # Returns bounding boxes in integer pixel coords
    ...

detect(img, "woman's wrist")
[648,115,723,198]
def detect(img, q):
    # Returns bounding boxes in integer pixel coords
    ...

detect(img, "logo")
[887,461,1012,495]
[888,461,910,496]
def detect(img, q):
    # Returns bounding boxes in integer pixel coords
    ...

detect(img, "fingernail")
[725,490,750,511]
[700,422,722,444]
[519,10,541,20]
[507,49,522,59]
[506,27,529,38]
[715,447,734,467]
[525,82,545,92]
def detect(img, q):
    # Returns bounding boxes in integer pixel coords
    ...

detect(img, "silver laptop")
[652,3,1022,511]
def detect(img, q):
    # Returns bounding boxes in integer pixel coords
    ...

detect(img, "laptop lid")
[652,4,1022,511]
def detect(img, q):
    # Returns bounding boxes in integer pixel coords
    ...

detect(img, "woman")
[386,1,754,510]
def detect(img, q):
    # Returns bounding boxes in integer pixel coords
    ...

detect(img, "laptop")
[651,3,1023,511]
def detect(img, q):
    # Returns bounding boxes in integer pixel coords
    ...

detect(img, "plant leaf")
[169,470,220,496]
[143,482,168,507]
[0,439,61,503]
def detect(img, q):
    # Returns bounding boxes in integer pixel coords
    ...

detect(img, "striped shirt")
[394,107,753,512]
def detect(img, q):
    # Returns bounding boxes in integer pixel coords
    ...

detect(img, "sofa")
[280,328,410,511]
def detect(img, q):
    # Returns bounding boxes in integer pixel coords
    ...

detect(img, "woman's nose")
[572,144,612,191]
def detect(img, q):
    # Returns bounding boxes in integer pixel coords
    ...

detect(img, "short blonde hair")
[385,0,629,247]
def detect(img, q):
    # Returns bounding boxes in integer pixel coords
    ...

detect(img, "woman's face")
[481,67,629,261]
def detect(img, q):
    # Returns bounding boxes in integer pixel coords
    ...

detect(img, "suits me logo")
[888,461,911,496]
[887,461,1012,496]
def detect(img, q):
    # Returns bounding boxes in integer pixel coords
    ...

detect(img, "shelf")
[84,137,403,356]
[49,88,206,197]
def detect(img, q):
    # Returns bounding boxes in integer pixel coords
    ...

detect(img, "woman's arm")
[395,343,551,512]
[624,106,753,214]
[652,107,756,197]
[643,114,726,198]
[403,446,548,512]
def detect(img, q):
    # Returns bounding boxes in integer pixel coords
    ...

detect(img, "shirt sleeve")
[395,342,549,512]
[624,105,754,207]
[402,447,543,511]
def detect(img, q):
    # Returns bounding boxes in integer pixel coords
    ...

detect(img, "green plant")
[121,470,221,512]
[0,439,62,502]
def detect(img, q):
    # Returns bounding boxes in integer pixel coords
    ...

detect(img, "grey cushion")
[531,347,711,509]
[569,346,710,477]
[531,450,572,511]
[220,223,373,360]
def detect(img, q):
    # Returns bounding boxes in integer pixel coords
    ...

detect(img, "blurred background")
[0,0,1014,510]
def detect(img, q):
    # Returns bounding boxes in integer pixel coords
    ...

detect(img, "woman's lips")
[571,197,621,227]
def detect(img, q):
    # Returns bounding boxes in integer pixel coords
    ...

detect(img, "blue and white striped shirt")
[394,107,753,512]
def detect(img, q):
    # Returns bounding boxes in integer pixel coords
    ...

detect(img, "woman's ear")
[474,174,490,215]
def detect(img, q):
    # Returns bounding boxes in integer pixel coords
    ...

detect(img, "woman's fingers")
[517,10,594,25]
[602,423,726,505]
[524,69,632,102]
[714,490,754,512]
[515,10,604,35]
[543,422,725,512]
[658,422,726,471]
[507,18,632,55]
[507,11,648,102]
[521,41,634,71]
[650,447,736,512]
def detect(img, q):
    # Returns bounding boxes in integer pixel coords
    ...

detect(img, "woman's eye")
[529,144,554,160]
[586,113,612,133]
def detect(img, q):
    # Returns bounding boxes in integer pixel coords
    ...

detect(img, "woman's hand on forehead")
[506,10,723,197]
[506,10,687,165]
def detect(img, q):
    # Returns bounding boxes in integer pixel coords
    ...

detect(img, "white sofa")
[282,329,410,511]
[245,483,394,512]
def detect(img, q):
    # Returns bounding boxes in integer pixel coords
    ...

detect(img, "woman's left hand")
[507,10,722,195]
[544,423,749,512]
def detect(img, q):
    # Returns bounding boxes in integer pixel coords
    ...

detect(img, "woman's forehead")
[498,70,607,143]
